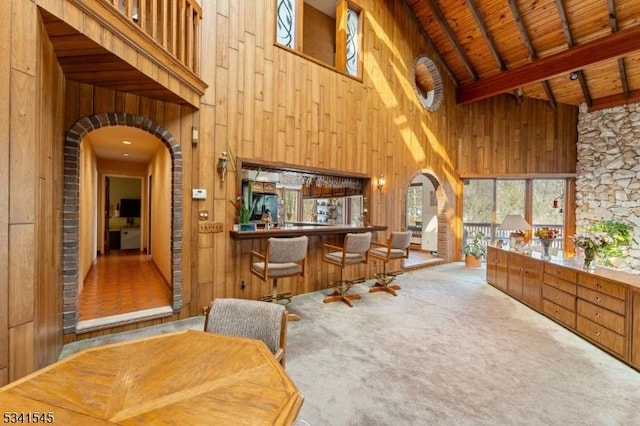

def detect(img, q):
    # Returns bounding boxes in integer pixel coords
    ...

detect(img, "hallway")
[78,251,172,327]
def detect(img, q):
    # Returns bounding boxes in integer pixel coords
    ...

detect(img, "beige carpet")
[61,263,640,425]
[284,262,640,426]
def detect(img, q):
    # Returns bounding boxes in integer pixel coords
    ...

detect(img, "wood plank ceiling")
[404,0,640,110]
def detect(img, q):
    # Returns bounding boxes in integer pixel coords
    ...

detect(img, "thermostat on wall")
[192,189,207,199]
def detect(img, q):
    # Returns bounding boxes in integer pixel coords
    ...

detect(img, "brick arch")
[403,170,450,261]
[62,112,183,334]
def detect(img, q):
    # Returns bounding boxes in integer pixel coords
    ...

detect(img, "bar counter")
[229,223,388,240]
[229,224,389,301]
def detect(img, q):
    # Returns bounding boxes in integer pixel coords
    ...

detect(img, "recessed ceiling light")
[122,153,130,157]
[122,140,132,145]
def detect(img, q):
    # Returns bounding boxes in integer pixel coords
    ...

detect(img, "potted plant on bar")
[229,168,260,231]
[464,231,486,267]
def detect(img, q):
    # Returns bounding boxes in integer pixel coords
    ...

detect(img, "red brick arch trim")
[62,112,183,334]
[403,171,449,261]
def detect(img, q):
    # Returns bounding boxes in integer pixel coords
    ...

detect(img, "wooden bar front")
[229,225,388,302]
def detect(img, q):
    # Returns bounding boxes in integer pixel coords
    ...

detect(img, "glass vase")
[583,249,596,271]
[541,240,552,260]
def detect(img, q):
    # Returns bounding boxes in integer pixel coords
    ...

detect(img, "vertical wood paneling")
[457,96,577,175]
[9,322,34,381]
[8,225,35,329]
[34,15,65,371]
[0,0,581,383]
[198,0,576,287]
[0,0,10,382]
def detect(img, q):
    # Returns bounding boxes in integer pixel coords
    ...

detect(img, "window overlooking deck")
[463,178,568,257]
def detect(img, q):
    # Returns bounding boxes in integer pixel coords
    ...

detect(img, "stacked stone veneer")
[576,102,640,272]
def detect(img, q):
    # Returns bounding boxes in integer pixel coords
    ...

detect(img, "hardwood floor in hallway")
[78,251,172,321]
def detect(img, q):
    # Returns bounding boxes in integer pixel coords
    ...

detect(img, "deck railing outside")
[463,222,565,253]
[108,0,202,74]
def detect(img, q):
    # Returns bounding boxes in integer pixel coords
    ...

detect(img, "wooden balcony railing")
[107,0,202,75]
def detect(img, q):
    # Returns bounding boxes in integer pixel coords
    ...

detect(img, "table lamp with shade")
[497,214,531,251]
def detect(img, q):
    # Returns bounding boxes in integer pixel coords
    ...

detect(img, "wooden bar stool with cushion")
[204,298,288,367]
[250,236,308,320]
[322,232,372,307]
[369,231,412,296]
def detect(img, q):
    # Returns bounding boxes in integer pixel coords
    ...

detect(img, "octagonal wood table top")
[0,330,303,425]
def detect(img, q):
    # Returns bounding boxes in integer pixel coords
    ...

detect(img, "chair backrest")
[204,298,286,360]
[344,232,372,254]
[390,231,412,250]
[268,236,309,263]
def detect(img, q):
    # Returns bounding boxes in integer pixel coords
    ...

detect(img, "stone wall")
[576,103,640,272]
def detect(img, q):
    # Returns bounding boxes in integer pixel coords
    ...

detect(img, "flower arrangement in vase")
[534,227,560,260]
[572,232,612,271]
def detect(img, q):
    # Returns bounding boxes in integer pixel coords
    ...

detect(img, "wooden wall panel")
[34,14,65,372]
[457,95,577,176]
[0,0,11,382]
[1,0,580,383]
[194,0,577,305]
[302,4,336,66]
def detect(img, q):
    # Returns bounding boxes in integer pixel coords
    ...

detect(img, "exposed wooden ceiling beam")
[606,0,631,99]
[422,0,478,80]
[576,71,593,108]
[589,88,640,112]
[398,0,457,85]
[456,24,640,104]
[555,0,592,107]
[507,0,555,109]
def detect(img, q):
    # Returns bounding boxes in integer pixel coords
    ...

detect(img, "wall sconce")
[377,174,386,192]
[217,152,228,182]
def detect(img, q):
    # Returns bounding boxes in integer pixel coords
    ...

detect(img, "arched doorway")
[403,170,449,263]
[62,113,183,334]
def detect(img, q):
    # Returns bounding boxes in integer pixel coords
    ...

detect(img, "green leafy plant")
[464,231,486,258]
[584,220,633,266]
[229,169,260,223]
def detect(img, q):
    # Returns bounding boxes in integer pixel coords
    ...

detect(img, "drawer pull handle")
[594,331,600,337]
[595,313,600,318]
[596,283,602,288]
[596,297,601,302]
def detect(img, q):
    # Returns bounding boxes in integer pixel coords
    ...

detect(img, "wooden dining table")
[0,330,304,425]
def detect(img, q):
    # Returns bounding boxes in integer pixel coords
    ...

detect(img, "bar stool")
[322,232,372,307]
[250,236,309,320]
[369,231,412,296]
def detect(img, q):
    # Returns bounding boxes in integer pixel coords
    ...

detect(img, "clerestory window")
[276,0,363,79]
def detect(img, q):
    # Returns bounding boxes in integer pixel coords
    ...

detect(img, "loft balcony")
[41,0,207,107]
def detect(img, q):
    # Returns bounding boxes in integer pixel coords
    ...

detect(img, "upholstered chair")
[322,232,372,307]
[250,236,308,320]
[368,231,412,296]
[204,298,288,367]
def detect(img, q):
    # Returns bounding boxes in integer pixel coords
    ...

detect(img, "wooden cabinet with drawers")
[542,263,577,328]
[486,246,508,292]
[506,252,542,309]
[632,290,640,368]
[486,247,640,371]
[574,274,628,358]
